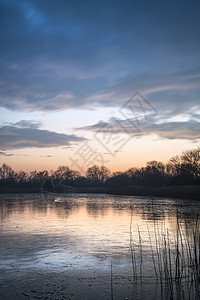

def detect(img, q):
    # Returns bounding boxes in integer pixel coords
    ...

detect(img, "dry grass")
[129,208,200,299]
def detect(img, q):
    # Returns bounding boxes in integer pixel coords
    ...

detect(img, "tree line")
[0,147,200,192]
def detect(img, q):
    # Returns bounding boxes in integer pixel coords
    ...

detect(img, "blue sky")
[0,0,200,172]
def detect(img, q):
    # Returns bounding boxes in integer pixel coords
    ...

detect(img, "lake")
[0,193,200,299]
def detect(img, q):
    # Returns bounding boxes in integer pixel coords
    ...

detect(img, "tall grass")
[130,211,138,281]
[129,207,200,299]
[110,258,114,300]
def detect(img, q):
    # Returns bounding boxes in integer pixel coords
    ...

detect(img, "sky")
[0,0,200,174]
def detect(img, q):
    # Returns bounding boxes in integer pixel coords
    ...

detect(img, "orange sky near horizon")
[1,134,199,174]
[0,1,200,174]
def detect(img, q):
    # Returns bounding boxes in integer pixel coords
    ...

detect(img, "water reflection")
[1,193,197,222]
[1,194,199,243]
[0,193,200,299]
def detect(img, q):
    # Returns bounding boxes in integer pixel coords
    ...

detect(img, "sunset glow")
[0,0,200,173]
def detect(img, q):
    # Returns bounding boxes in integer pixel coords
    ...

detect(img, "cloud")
[142,121,200,140]
[78,117,200,141]
[94,69,200,117]
[12,120,42,129]
[0,151,29,156]
[0,125,85,150]
[0,151,14,156]
[0,0,199,116]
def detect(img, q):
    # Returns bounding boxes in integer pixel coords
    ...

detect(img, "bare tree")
[86,165,110,183]
[167,147,200,184]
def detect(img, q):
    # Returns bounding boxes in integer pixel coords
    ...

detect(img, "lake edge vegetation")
[0,147,200,200]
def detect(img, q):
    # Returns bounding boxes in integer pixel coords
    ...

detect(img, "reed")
[129,211,138,280]
[110,258,114,300]
[129,208,200,299]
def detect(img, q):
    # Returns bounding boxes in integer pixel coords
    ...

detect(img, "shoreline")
[0,185,200,200]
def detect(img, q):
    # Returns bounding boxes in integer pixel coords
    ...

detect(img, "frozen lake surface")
[0,193,200,299]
